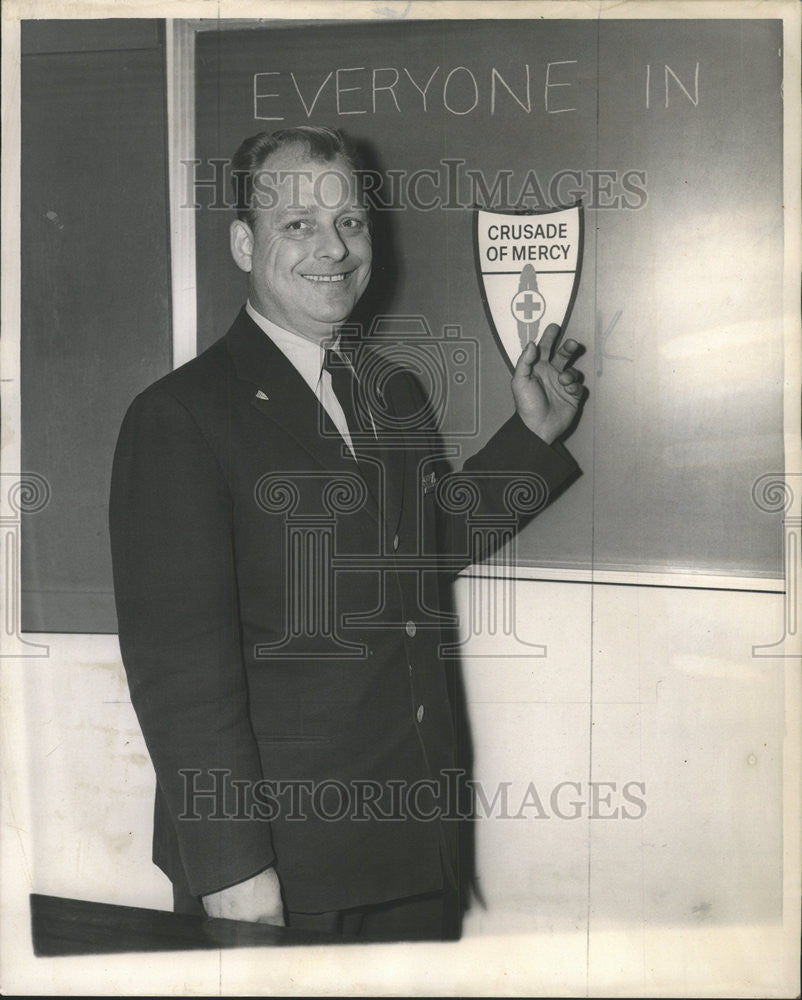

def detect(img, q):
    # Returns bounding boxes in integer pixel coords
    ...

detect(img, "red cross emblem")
[511,288,546,322]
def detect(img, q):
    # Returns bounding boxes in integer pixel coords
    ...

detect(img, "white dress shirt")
[246,300,366,460]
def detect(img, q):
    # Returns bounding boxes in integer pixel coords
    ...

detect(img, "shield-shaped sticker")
[474,204,584,371]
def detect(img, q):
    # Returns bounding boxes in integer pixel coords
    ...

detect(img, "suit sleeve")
[436,411,581,574]
[109,388,275,897]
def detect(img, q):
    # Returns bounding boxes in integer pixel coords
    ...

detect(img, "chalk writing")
[594,309,632,377]
[645,62,700,109]
[253,61,581,120]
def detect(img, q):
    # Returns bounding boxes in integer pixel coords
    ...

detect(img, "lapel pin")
[422,471,437,494]
[255,389,269,401]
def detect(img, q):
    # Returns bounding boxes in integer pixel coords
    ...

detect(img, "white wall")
[455,578,786,938]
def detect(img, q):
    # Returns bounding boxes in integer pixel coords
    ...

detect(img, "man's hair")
[231,126,362,225]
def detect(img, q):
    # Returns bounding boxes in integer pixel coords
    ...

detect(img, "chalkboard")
[194,18,784,579]
[21,20,172,632]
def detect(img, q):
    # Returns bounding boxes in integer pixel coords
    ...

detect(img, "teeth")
[304,273,348,283]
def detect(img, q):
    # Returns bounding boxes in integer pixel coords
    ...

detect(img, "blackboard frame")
[186,15,790,587]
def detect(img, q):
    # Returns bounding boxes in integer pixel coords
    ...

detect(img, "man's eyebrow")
[275,205,313,218]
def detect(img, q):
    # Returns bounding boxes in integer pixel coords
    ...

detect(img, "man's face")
[233,146,372,342]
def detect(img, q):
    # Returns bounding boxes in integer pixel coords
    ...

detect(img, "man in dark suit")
[109,126,585,940]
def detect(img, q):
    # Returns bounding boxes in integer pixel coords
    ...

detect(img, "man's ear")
[230,219,254,273]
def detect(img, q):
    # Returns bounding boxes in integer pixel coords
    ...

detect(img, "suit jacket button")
[416,704,425,723]
[405,620,416,638]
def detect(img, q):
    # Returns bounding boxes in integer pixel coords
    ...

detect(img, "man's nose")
[314,223,348,261]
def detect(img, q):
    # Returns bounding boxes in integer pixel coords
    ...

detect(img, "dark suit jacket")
[109,308,579,912]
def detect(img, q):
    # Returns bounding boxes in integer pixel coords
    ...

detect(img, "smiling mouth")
[301,272,352,283]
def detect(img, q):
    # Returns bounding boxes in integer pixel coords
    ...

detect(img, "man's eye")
[285,220,309,232]
[340,217,365,231]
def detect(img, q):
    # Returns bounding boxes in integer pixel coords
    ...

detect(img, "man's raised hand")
[511,323,586,445]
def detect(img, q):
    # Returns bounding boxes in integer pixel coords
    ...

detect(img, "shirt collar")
[246,300,339,394]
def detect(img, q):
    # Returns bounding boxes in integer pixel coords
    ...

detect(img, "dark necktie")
[323,347,385,512]
[323,348,401,524]
[322,348,376,461]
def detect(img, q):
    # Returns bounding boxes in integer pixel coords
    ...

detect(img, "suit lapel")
[225,309,380,524]
[225,310,437,537]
